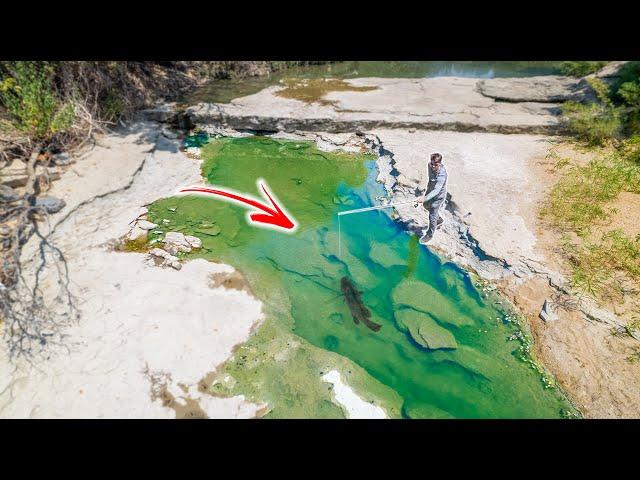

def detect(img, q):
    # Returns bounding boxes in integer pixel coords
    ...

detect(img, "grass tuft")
[541,139,640,300]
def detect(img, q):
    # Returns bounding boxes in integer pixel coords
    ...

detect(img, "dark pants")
[423,197,445,237]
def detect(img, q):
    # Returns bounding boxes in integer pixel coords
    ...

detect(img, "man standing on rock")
[418,153,447,245]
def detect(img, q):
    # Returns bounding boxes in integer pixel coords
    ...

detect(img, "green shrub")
[619,80,640,109]
[610,61,640,95]
[621,135,640,163]
[560,61,607,77]
[561,101,623,145]
[98,87,127,122]
[0,61,74,140]
[587,77,613,105]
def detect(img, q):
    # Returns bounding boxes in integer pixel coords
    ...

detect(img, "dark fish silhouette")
[340,276,381,332]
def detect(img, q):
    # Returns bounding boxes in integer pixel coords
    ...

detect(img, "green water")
[184,61,563,104]
[148,135,575,418]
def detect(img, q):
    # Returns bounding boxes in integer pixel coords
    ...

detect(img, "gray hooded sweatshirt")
[424,164,447,203]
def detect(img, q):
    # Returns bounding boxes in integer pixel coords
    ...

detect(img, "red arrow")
[179,179,296,231]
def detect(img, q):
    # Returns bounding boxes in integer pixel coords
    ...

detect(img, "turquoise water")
[149,136,575,418]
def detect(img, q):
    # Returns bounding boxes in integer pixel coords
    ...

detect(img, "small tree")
[0,61,74,141]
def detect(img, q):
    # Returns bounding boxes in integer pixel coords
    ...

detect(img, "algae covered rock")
[404,403,454,419]
[196,225,221,237]
[395,309,457,350]
[391,278,474,327]
[369,243,404,269]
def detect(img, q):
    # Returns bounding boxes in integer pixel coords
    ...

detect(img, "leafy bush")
[0,61,74,140]
[619,80,640,109]
[621,135,640,163]
[560,61,607,77]
[617,80,640,134]
[97,87,127,123]
[561,101,623,145]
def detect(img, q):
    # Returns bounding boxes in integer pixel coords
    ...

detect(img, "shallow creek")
[148,135,575,418]
[184,61,563,104]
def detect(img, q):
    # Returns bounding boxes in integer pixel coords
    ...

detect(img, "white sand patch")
[322,370,386,419]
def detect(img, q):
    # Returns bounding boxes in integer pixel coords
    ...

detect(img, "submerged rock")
[404,403,454,419]
[197,225,221,236]
[369,243,404,269]
[395,309,457,350]
[391,278,475,327]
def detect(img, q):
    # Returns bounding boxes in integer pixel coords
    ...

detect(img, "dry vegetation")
[542,62,640,345]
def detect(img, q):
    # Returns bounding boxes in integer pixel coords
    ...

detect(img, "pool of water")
[184,61,563,104]
[148,135,575,418]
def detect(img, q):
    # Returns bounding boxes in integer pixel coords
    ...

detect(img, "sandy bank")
[0,122,264,418]
[372,132,640,418]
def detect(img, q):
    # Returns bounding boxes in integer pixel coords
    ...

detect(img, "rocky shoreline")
[3,65,638,418]
[0,121,265,418]
[176,70,637,417]
[184,77,565,135]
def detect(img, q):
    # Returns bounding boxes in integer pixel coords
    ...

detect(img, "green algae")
[209,318,404,418]
[395,309,458,350]
[275,78,378,106]
[391,278,476,328]
[148,135,577,418]
[369,243,405,269]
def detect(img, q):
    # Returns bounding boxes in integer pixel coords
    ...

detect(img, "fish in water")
[340,276,381,332]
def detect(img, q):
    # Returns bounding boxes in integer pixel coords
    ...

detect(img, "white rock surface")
[163,231,192,254]
[372,129,551,273]
[322,370,386,419]
[125,225,148,242]
[136,219,158,230]
[0,122,263,419]
[539,299,558,322]
[185,235,202,249]
[188,77,562,135]
[147,247,182,270]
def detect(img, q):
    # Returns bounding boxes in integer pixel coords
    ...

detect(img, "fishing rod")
[337,200,420,216]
